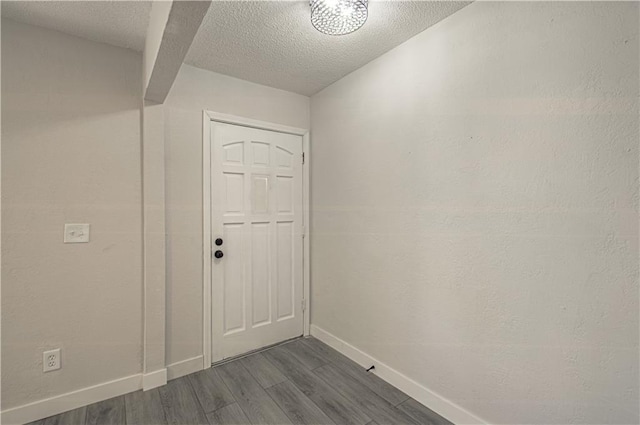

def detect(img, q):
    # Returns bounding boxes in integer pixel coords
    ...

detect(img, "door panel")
[223,223,245,335]
[211,122,303,361]
[224,173,244,213]
[251,222,271,327]
[276,221,294,320]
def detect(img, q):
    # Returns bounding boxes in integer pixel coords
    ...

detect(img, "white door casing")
[209,121,304,361]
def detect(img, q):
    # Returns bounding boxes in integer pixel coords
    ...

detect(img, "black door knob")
[214,250,224,259]
[215,238,223,246]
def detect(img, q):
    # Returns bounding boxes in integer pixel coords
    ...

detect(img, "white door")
[210,121,304,361]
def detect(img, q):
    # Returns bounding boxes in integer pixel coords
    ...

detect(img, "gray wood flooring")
[29,337,452,425]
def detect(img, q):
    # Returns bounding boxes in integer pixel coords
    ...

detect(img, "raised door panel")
[224,173,245,214]
[276,176,293,213]
[223,142,244,165]
[251,223,271,327]
[252,175,269,214]
[276,146,293,169]
[252,141,270,167]
[223,223,245,335]
[276,221,294,320]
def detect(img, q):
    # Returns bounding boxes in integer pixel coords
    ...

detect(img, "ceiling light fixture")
[310,0,368,36]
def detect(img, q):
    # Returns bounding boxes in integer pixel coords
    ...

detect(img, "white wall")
[1,20,143,409]
[164,65,309,368]
[0,21,310,410]
[310,2,639,424]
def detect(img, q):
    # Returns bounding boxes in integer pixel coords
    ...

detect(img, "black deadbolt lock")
[214,250,224,259]
[215,238,223,246]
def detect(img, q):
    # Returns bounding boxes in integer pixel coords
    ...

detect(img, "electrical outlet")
[43,348,61,372]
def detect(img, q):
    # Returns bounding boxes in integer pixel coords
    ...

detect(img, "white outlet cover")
[43,348,61,372]
[64,224,90,243]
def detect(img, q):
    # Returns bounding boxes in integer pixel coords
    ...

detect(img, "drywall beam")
[141,0,210,388]
[144,0,211,103]
[141,100,167,389]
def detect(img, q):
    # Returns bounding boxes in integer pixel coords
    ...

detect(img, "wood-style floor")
[30,337,452,425]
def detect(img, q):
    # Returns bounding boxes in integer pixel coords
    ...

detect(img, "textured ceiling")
[186,1,471,95]
[1,1,151,52]
[1,0,470,96]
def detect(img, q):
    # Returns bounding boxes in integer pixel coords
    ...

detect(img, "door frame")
[202,110,310,367]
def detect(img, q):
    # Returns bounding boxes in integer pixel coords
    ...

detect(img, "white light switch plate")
[64,224,90,243]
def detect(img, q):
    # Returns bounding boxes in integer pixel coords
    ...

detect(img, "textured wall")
[310,2,639,424]
[164,65,309,367]
[1,20,143,409]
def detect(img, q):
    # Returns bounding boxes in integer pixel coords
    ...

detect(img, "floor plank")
[263,346,371,425]
[124,388,167,425]
[397,398,453,425]
[216,360,293,424]
[302,338,410,406]
[266,380,336,425]
[86,396,126,425]
[314,364,418,425]
[25,337,446,425]
[278,340,329,370]
[159,376,209,424]
[43,406,87,425]
[188,367,236,412]
[240,353,288,389]
[206,403,252,425]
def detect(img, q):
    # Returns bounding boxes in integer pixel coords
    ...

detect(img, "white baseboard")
[0,373,142,425]
[167,355,204,381]
[310,325,489,425]
[143,368,167,391]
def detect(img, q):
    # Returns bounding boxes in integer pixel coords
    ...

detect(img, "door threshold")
[210,335,303,368]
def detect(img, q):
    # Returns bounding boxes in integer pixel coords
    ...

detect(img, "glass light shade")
[310,0,368,36]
